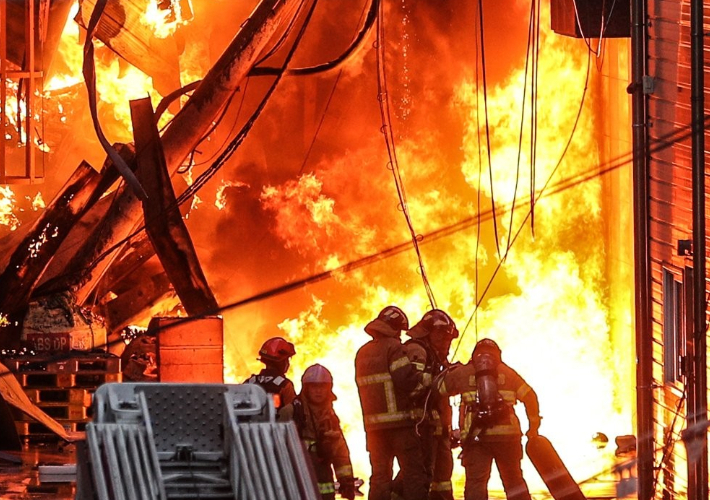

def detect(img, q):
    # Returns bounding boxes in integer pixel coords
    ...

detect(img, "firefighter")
[279,364,356,500]
[354,305,429,500]
[436,338,541,500]
[244,336,297,410]
[404,309,459,500]
[393,310,458,499]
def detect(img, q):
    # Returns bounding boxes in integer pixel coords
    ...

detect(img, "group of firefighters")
[245,306,543,500]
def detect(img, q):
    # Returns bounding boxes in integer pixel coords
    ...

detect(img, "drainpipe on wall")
[687,0,708,497]
[630,0,653,498]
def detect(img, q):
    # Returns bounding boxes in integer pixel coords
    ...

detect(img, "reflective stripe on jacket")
[355,337,424,430]
[438,361,539,441]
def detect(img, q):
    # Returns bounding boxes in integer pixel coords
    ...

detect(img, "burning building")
[0,0,706,499]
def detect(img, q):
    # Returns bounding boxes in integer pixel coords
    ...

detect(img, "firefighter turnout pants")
[461,438,532,500]
[366,426,429,500]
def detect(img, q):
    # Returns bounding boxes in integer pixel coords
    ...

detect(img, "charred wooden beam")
[31,144,138,304]
[104,270,176,333]
[34,0,301,305]
[159,0,302,174]
[34,191,114,292]
[94,232,154,300]
[0,162,100,317]
[130,97,218,315]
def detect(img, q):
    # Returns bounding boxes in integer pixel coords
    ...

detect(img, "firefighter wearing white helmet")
[435,338,541,500]
[355,305,429,500]
[279,364,355,500]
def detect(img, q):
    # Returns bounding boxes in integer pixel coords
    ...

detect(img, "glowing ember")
[0,186,20,231]
[31,192,45,211]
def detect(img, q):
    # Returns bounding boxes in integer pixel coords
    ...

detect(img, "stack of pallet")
[4,354,122,440]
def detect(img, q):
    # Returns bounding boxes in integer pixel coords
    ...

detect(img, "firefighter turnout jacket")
[437,361,540,442]
[355,336,426,430]
[245,368,297,409]
[279,396,354,499]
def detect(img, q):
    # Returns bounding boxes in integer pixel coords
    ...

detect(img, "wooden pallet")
[3,355,120,374]
[16,372,122,389]
[23,388,93,406]
[15,420,87,436]
[13,403,88,422]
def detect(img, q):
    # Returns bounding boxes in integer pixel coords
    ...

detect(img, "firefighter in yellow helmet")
[279,364,355,500]
[244,337,297,410]
[355,305,429,500]
[436,338,541,500]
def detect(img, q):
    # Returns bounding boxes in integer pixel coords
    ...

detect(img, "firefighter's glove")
[526,416,541,438]
[339,476,356,500]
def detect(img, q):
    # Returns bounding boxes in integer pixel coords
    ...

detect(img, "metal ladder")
[76,383,319,500]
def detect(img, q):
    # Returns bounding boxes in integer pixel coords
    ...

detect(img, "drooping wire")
[530,0,540,239]
[297,0,374,175]
[173,0,317,208]
[375,0,437,309]
[506,0,540,252]
[252,0,379,78]
[453,49,592,360]
[474,8,483,342]
[191,77,251,168]
[48,0,315,286]
[476,0,501,259]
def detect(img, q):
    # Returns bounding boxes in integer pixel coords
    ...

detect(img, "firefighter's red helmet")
[302,363,333,385]
[407,309,459,340]
[365,305,409,337]
[258,337,296,363]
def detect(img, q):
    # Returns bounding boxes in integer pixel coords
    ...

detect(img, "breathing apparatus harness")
[463,349,510,444]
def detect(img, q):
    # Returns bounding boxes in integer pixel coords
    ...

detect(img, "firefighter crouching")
[279,364,355,500]
[396,309,459,500]
[244,337,297,410]
[355,305,429,500]
[436,338,541,500]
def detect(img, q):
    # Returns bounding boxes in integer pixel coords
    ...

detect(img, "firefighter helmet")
[407,309,459,340]
[258,337,296,363]
[364,305,409,338]
[302,363,333,385]
[472,338,502,363]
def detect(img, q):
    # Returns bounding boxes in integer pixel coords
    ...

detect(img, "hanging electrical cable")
[251,0,379,77]
[375,0,437,309]
[298,0,374,175]
[173,0,317,207]
[530,0,540,239]
[474,8,484,343]
[453,49,592,360]
[476,0,502,259]
[61,0,316,284]
[506,0,537,252]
